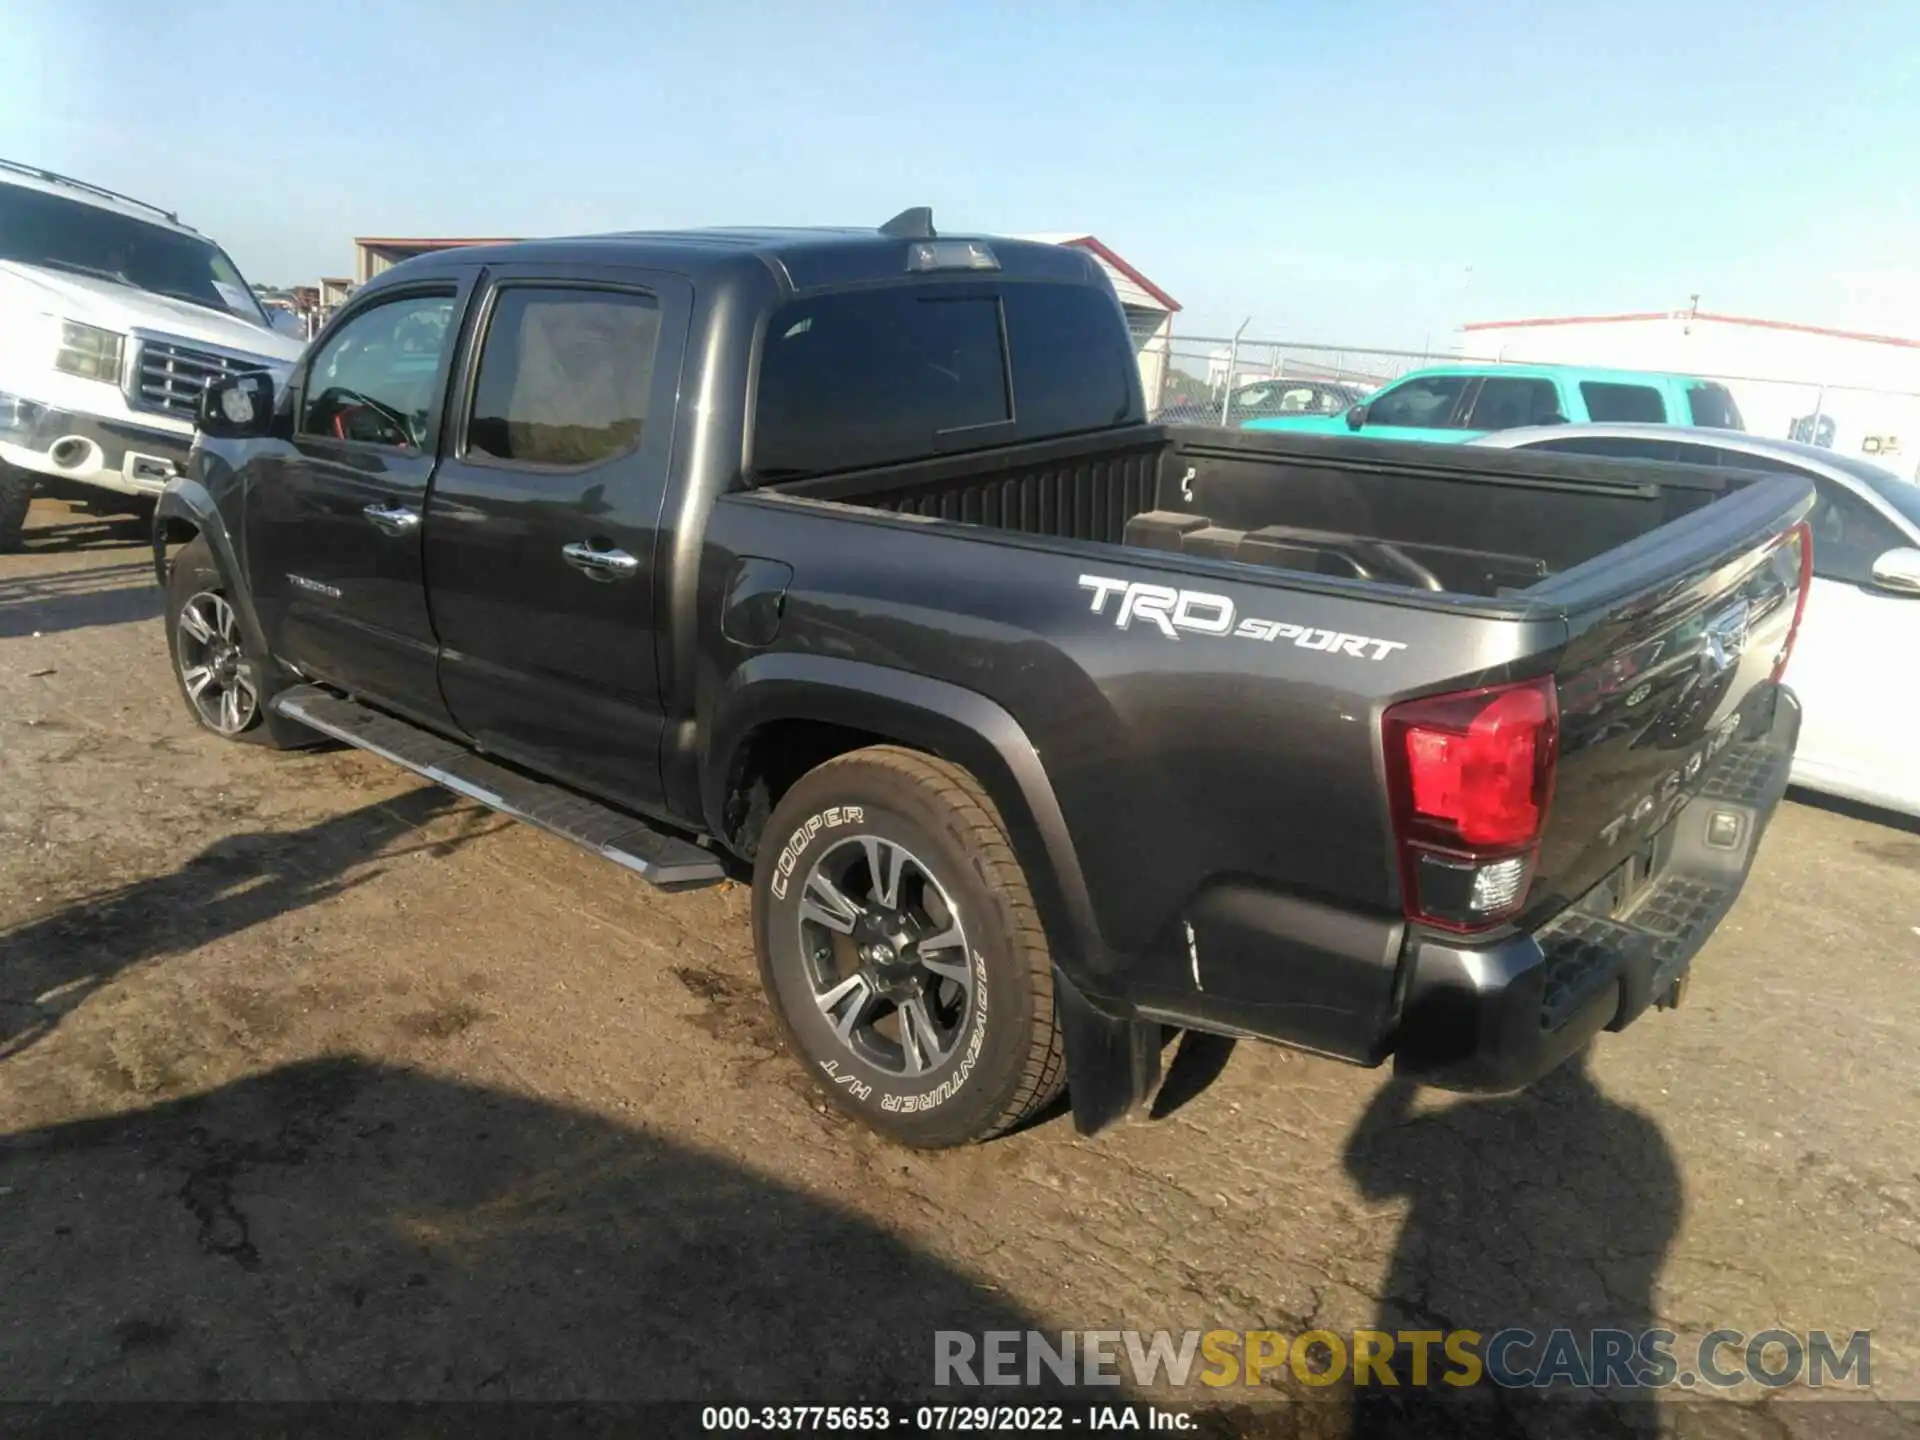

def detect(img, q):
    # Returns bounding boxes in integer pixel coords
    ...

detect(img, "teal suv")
[1244,364,1745,444]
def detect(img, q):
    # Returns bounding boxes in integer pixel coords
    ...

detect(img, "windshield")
[0,180,268,325]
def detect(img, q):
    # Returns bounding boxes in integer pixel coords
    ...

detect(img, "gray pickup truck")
[155,211,1814,1148]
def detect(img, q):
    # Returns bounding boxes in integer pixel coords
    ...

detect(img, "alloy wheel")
[795,834,975,1077]
[175,590,258,736]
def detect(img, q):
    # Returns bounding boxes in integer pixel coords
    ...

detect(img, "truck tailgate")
[1523,471,1813,924]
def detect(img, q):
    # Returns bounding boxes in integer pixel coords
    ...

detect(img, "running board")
[271,685,727,891]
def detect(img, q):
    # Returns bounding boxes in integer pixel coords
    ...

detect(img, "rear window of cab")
[751,283,1139,477]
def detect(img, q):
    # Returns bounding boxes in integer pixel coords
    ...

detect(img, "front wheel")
[163,535,294,746]
[753,746,1065,1148]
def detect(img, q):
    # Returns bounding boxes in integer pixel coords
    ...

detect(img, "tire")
[0,463,33,552]
[753,745,1066,1148]
[163,535,294,747]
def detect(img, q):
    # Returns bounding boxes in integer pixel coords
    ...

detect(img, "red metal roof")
[1050,234,1181,313]
[1463,310,1920,350]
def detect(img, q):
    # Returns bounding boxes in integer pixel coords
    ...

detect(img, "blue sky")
[6,0,1917,346]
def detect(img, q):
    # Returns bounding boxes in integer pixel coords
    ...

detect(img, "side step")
[272,685,727,891]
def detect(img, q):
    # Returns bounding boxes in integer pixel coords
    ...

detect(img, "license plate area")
[1608,837,1662,919]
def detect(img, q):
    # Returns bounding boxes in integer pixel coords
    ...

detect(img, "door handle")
[363,503,421,536]
[562,541,640,580]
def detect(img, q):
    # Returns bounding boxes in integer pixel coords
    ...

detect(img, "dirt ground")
[2,496,1916,1437]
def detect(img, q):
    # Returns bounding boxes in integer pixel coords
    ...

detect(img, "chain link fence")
[1147,331,1920,478]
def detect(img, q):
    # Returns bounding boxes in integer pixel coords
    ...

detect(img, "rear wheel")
[753,746,1065,1148]
[0,463,33,552]
[163,536,296,746]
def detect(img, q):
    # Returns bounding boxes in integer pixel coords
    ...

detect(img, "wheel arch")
[707,654,1117,992]
[152,480,269,660]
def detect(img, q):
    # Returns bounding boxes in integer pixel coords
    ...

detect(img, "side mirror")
[1345,403,1369,431]
[268,309,304,338]
[1539,411,1568,426]
[198,370,275,439]
[1869,546,1920,596]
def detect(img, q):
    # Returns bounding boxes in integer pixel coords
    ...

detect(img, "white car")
[1474,424,1920,819]
[0,159,304,548]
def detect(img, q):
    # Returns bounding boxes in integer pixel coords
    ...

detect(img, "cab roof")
[369,220,1111,297]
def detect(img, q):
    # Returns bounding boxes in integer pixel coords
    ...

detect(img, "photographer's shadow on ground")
[0,1058,1047,1402]
[1341,1050,1681,1439]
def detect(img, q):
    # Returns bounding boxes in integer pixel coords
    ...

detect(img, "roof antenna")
[879,207,935,240]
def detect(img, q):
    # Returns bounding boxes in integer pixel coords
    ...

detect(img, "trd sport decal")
[1077,574,1407,660]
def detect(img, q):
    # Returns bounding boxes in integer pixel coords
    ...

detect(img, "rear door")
[1459,374,1566,434]
[423,264,690,815]
[246,276,472,727]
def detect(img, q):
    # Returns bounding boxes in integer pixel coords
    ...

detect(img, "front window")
[299,292,456,449]
[1367,374,1473,428]
[0,180,268,326]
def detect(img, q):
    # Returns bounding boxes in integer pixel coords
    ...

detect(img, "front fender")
[152,475,270,661]
[705,652,1121,999]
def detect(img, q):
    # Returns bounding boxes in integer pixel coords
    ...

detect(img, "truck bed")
[762,424,1746,600]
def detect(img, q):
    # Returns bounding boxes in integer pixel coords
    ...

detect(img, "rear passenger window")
[1466,377,1563,429]
[755,290,1010,476]
[1688,383,1745,430]
[1579,382,1666,423]
[466,287,660,467]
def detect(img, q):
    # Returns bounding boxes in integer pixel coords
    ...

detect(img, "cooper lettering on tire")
[752,746,1065,1148]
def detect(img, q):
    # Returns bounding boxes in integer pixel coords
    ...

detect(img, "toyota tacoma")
[153,211,1813,1148]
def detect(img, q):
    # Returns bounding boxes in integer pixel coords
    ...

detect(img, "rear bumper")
[1392,685,1801,1091]
[0,394,192,496]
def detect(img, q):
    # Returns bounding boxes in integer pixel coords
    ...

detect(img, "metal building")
[353,236,518,284]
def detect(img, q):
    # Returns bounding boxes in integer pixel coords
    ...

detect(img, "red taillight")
[1384,676,1559,931]
[1772,521,1813,682]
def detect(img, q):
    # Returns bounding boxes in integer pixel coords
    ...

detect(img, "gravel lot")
[2,497,1916,1437]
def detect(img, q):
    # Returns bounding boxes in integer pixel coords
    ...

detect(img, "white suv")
[0,160,305,548]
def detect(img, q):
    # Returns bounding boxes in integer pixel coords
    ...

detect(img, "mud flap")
[1054,964,1162,1136]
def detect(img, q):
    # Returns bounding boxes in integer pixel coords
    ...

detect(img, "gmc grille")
[129,339,271,419]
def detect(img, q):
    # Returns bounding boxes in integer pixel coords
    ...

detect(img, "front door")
[247,279,471,728]
[423,266,689,816]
